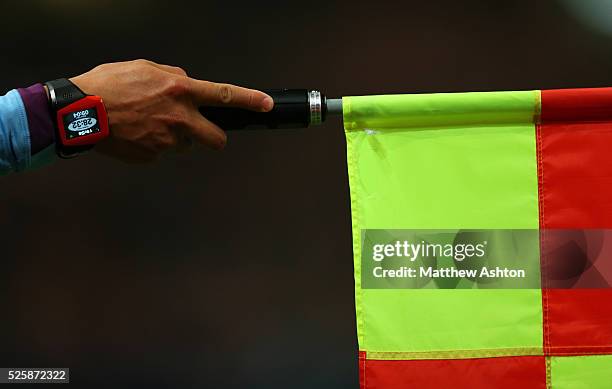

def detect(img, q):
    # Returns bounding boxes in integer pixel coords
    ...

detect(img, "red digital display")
[55,96,109,147]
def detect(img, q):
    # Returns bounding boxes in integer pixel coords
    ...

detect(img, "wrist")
[45,78,110,158]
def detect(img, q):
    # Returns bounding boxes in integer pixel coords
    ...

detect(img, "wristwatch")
[45,78,109,158]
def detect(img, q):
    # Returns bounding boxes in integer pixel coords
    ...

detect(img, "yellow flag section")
[343,91,545,389]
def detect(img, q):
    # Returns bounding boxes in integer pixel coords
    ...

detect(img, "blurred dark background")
[1,0,612,387]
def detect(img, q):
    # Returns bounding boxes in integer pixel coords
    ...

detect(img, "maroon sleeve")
[16,83,55,155]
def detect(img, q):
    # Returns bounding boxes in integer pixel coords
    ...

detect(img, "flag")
[344,88,612,388]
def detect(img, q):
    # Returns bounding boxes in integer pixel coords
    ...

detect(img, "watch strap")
[45,78,87,110]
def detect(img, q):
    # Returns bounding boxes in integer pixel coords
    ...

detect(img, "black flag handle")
[199,89,341,130]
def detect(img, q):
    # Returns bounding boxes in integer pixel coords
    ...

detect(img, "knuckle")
[165,77,189,97]
[162,110,189,127]
[173,66,187,76]
[93,63,107,71]
[217,84,233,104]
[149,132,177,153]
[134,59,156,70]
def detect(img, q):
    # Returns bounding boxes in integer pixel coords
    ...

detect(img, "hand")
[69,59,274,163]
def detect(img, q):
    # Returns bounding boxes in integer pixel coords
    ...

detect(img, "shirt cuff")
[16,83,55,155]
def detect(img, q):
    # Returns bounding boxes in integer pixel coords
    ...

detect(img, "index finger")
[188,79,274,112]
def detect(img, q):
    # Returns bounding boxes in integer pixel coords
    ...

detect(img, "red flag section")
[539,88,612,355]
[361,354,546,389]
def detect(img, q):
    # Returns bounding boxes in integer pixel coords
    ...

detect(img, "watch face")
[62,107,101,140]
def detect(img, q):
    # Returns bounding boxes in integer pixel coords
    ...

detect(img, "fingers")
[188,79,274,112]
[141,60,273,112]
[183,111,227,150]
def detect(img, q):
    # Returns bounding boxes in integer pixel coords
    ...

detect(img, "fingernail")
[261,96,274,112]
